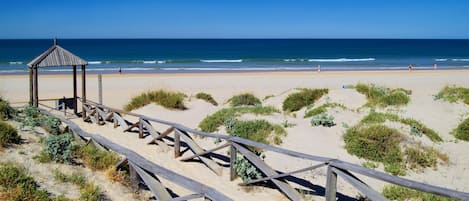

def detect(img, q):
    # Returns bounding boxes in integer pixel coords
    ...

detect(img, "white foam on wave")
[200,59,243,63]
[143,60,156,64]
[88,61,102,64]
[157,60,166,64]
[160,67,313,71]
[308,58,375,62]
[435,58,448,62]
[8,61,23,65]
[283,59,307,62]
[452,59,469,61]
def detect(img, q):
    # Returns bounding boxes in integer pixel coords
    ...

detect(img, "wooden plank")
[83,106,97,124]
[141,119,159,139]
[155,126,175,140]
[232,143,302,201]
[104,111,113,121]
[123,121,140,132]
[177,129,223,176]
[241,162,327,186]
[113,112,130,130]
[325,165,337,201]
[138,119,144,138]
[174,131,180,158]
[39,109,233,201]
[89,138,108,151]
[129,162,140,190]
[169,193,204,201]
[115,157,128,170]
[95,107,108,121]
[179,142,230,161]
[129,161,172,201]
[230,144,237,181]
[332,167,387,201]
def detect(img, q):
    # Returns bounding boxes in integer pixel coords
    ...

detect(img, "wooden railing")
[76,99,469,201]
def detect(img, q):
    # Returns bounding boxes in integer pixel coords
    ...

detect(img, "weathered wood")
[179,142,230,161]
[89,138,108,151]
[73,65,77,114]
[129,162,140,190]
[154,126,175,141]
[138,118,144,138]
[332,167,387,201]
[95,107,107,121]
[83,106,97,123]
[177,129,223,176]
[141,119,159,138]
[113,112,130,130]
[241,162,328,186]
[129,161,172,201]
[169,193,204,201]
[174,130,181,158]
[325,165,337,201]
[98,74,102,104]
[29,67,33,106]
[232,143,302,201]
[34,67,38,107]
[230,144,237,181]
[115,157,128,170]
[81,64,86,119]
[123,121,140,132]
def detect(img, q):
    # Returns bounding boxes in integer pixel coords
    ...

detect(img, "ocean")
[1,39,469,74]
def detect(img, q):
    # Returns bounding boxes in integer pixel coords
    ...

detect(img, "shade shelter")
[27,39,88,115]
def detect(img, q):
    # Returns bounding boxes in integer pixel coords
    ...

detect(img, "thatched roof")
[27,40,87,67]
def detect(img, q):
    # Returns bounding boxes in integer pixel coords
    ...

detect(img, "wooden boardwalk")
[44,99,469,201]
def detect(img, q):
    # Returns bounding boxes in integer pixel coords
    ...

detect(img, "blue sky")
[0,0,468,39]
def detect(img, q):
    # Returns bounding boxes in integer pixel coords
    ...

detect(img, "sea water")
[1,39,468,74]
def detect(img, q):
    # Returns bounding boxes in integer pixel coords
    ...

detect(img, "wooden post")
[138,118,144,139]
[81,65,86,119]
[34,66,38,107]
[73,65,77,114]
[230,144,237,181]
[98,74,102,104]
[325,165,337,201]
[29,67,33,106]
[129,163,140,190]
[174,130,181,158]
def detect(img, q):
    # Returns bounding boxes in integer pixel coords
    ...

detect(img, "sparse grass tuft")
[76,143,120,171]
[404,145,438,170]
[0,121,21,147]
[452,117,469,141]
[382,185,458,201]
[434,85,469,105]
[195,92,218,106]
[198,106,280,132]
[79,182,102,201]
[53,169,86,187]
[124,90,187,111]
[0,97,16,120]
[228,93,261,106]
[226,119,286,149]
[105,167,130,187]
[304,102,346,118]
[53,169,103,201]
[355,83,411,107]
[361,161,378,169]
[282,88,328,112]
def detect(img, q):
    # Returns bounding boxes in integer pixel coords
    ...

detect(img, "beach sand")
[1,70,468,200]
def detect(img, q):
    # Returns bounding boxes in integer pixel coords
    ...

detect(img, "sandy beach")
[1,69,469,200]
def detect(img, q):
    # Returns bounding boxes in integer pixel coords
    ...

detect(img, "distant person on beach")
[118,67,122,74]
[408,64,413,71]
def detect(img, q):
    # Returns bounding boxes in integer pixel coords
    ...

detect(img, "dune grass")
[195,92,218,106]
[226,119,286,147]
[304,102,346,118]
[0,97,15,120]
[434,85,469,105]
[228,93,261,106]
[0,121,21,147]
[198,105,280,133]
[360,111,442,142]
[382,185,458,201]
[124,90,187,111]
[75,143,120,171]
[282,88,329,112]
[355,83,411,107]
[53,169,103,201]
[452,117,469,141]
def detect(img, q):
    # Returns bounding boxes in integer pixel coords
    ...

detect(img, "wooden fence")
[70,99,469,201]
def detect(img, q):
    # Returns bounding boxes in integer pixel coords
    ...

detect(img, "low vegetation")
[310,113,336,127]
[19,106,63,135]
[43,133,74,163]
[105,167,130,187]
[0,162,57,201]
[304,102,346,118]
[198,105,280,132]
[225,119,286,147]
[53,169,103,201]
[434,85,469,105]
[124,90,187,111]
[452,117,469,141]
[382,185,458,201]
[76,143,120,171]
[0,121,21,147]
[195,92,218,106]
[355,83,411,107]
[282,88,329,112]
[360,111,442,142]
[0,97,16,120]
[233,156,264,182]
[228,93,261,106]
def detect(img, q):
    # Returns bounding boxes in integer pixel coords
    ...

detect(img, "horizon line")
[1,37,469,40]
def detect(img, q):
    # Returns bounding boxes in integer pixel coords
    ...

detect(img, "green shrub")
[23,105,41,118]
[228,93,261,106]
[361,161,378,169]
[0,163,51,201]
[399,118,442,142]
[344,124,404,175]
[41,116,62,135]
[404,146,438,170]
[384,162,406,176]
[304,102,346,118]
[44,133,74,163]
[382,185,458,201]
[76,143,120,170]
[79,183,102,201]
[0,97,16,120]
[355,83,411,107]
[434,85,469,105]
[124,90,186,111]
[282,88,328,112]
[233,156,263,182]
[0,121,21,147]
[453,117,469,141]
[195,92,218,106]
[310,113,336,127]
[226,119,286,148]
[198,106,280,132]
